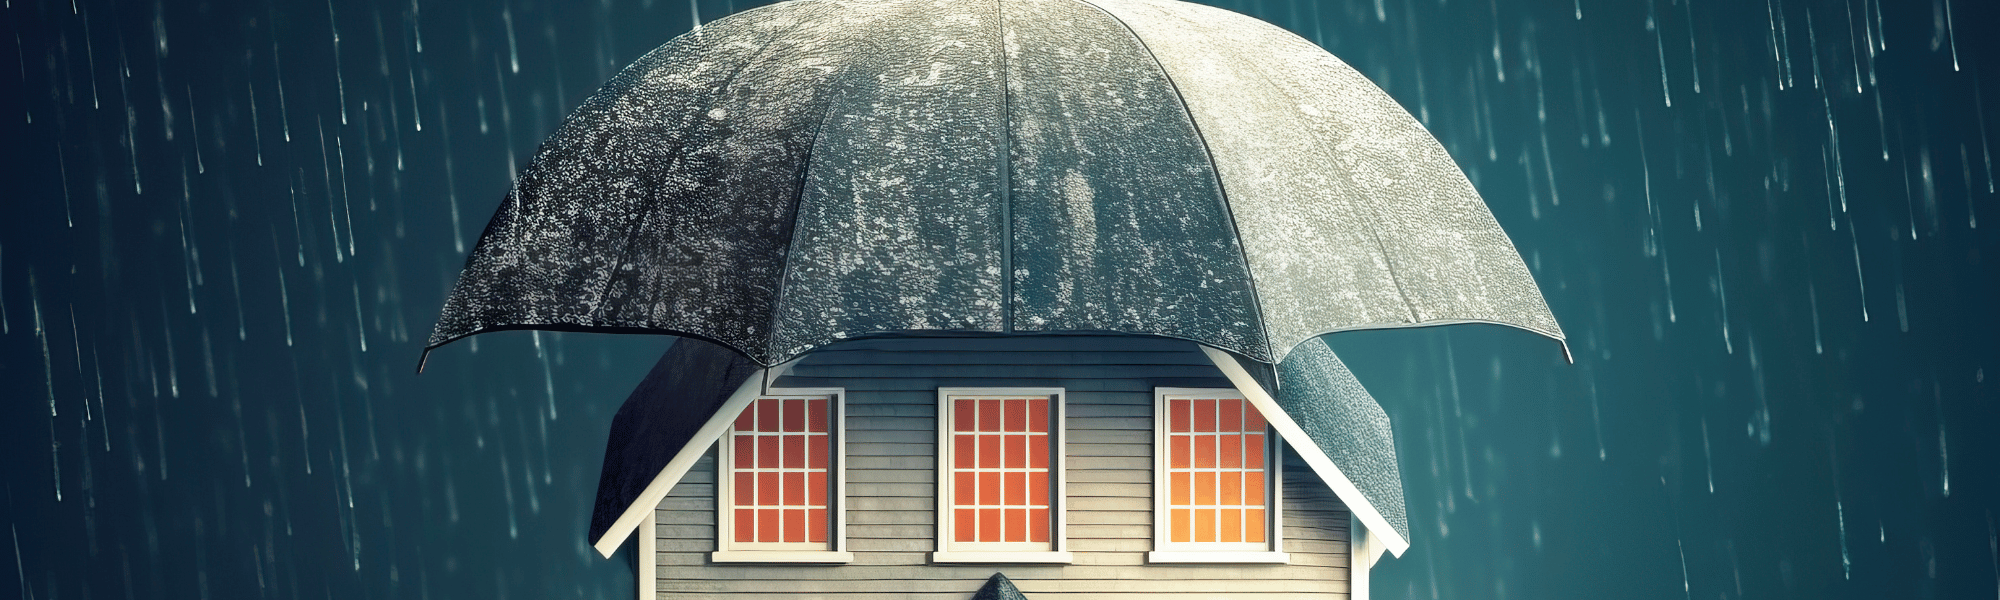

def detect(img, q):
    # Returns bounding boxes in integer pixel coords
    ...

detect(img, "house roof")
[972,573,1030,600]
[587,338,759,547]
[1269,338,1410,543]
[588,333,1409,557]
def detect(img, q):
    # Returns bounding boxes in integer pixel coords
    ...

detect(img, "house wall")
[651,336,1352,599]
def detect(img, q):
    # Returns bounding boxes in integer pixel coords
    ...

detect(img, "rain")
[1,0,1996,599]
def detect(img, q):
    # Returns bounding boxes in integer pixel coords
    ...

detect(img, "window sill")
[1147,551,1292,564]
[709,551,854,564]
[931,551,1075,564]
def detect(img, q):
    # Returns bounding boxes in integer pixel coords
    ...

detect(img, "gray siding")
[653,336,1351,598]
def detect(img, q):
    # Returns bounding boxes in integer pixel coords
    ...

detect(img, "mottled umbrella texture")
[425,0,1565,368]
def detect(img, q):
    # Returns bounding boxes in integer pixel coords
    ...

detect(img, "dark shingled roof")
[972,573,1030,600]
[587,338,758,546]
[1270,336,1410,542]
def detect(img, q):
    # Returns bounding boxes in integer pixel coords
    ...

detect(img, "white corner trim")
[930,551,1075,564]
[593,360,797,559]
[637,510,655,600]
[709,550,855,563]
[1351,515,1389,600]
[1198,345,1411,558]
[1146,551,1292,564]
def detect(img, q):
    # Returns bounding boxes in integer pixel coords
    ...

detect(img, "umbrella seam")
[589,7,819,360]
[765,22,873,366]
[1068,0,1276,364]
[1147,1,1426,336]
[997,0,1015,334]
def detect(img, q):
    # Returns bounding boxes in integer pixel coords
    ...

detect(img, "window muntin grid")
[723,395,833,549]
[1159,392,1274,551]
[941,393,1058,551]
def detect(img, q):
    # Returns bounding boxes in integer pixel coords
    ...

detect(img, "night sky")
[1,0,1995,599]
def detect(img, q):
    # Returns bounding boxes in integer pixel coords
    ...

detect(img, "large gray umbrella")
[422,0,1566,369]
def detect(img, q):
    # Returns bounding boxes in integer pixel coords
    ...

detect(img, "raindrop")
[329,0,348,125]
[248,81,263,166]
[1649,0,1669,106]
[186,85,204,173]
[1936,383,1948,497]
[336,128,355,257]
[352,278,367,352]
[502,5,519,73]
[1714,251,1731,354]
[1683,0,1700,94]
[317,119,343,264]
[272,231,294,348]
[1701,417,1714,493]
[1942,0,1960,71]
[1896,281,1909,332]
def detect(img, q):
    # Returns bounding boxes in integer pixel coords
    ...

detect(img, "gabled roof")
[587,338,759,548]
[588,333,1409,558]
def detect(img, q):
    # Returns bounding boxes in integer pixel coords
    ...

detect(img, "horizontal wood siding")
[653,336,1352,599]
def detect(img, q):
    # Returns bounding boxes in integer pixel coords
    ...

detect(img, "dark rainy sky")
[0,0,1994,599]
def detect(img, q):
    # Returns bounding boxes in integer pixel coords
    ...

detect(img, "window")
[714,389,851,563]
[934,388,1070,563]
[1151,388,1287,563]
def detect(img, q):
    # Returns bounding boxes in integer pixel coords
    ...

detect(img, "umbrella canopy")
[424,0,1565,368]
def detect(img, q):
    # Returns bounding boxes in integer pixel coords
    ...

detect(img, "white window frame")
[712,387,853,563]
[1148,387,1289,564]
[932,387,1072,564]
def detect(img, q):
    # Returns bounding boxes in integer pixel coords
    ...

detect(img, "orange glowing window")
[723,394,838,550]
[1158,390,1273,551]
[941,390,1060,551]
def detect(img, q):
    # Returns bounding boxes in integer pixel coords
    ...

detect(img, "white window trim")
[712,388,853,564]
[932,387,1072,564]
[1148,387,1290,565]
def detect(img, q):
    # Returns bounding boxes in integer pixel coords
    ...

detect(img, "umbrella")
[422,0,1566,369]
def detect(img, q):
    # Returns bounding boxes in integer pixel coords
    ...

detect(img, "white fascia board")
[592,360,797,558]
[1199,345,1411,558]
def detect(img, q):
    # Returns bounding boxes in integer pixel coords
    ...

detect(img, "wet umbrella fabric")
[424,0,1565,368]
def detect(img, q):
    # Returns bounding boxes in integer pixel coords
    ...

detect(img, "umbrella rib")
[995,0,1015,333]
[765,45,866,365]
[588,14,814,353]
[1069,0,1275,361]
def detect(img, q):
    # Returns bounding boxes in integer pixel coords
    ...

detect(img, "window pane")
[1005,508,1027,542]
[734,436,756,470]
[808,508,828,543]
[955,509,977,542]
[1192,399,1216,432]
[979,471,1002,506]
[979,508,1001,542]
[1246,433,1265,468]
[1029,434,1049,469]
[757,509,780,543]
[757,435,780,469]
[955,472,977,508]
[1171,509,1191,543]
[1245,471,1265,505]
[1004,398,1026,432]
[733,408,755,433]
[783,509,805,543]
[1029,398,1049,433]
[1244,403,1266,431]
[809,435,829,469]
[783,399,805,433]
[1246,508,1266,543]
[808,398,828,432]
[1029,508,1050,543]
[1220,508,1242,543]
[1170,472,1190,506]
[734,472,755,505]
[1004,435,1026,469]
[955,399,977,432]
[1170,399,1190,433]
[783,472,805,506]
[1029,471,1049,507]
[783,435,805,469]
[757,400,780,433]
[809,471,828,506]
[757,472,780,506]
[979,399,1002,433]
[1194,472,1216,505]
[735,509,756,543]
[1220,471,1241,505]
[1170,436,1190,469]
[954,434,977,469]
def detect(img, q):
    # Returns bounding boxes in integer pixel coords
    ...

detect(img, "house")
[587,332,1408,599]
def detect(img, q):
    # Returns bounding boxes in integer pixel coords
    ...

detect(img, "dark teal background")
[1,0,1994,598]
